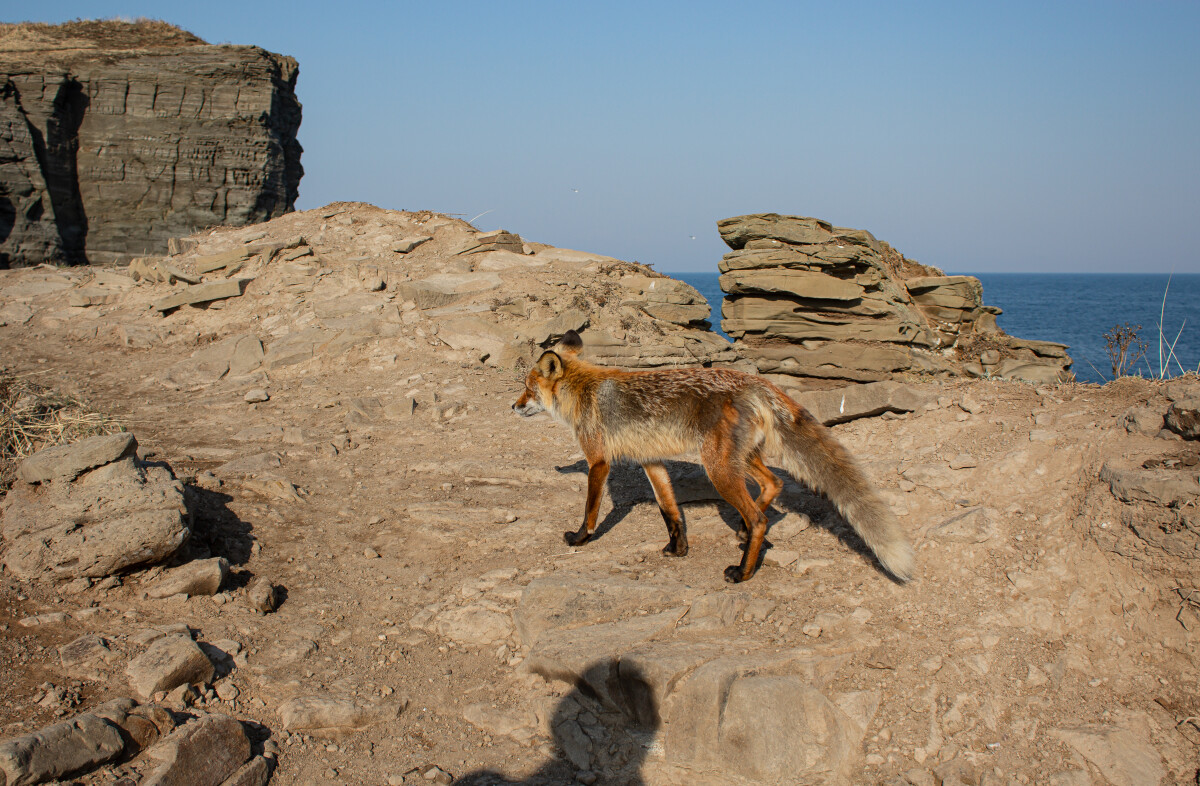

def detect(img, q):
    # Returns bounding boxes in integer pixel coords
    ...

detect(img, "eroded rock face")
[0,20,302,268]
[716,214,1073,383]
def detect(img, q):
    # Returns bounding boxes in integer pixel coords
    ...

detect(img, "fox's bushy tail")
[768,400,914,581]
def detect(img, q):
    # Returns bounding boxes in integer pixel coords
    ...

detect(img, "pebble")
[948,454,977,470]
[364,548,380,559]
[244,389,270,403]
[422,765,452,784]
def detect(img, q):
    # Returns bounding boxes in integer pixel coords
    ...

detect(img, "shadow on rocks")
[179,483,256,571]
[454,663,657,786]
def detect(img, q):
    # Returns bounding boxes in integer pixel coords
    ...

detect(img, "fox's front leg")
[565,458,609,546]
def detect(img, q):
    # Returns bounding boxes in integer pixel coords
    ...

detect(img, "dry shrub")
[0,18,205,51]
[0,372,124,490]
[955,332,1012,364]
[1103,323,1148,379]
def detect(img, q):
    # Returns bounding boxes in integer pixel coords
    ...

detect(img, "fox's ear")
[556,330,583,356]
[536,351,564,380]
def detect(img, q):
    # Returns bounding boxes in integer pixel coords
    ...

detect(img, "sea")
[675,272,1200,385]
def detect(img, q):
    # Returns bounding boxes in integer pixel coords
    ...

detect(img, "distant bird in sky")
[571,188,579,193]
[690,235,696,240]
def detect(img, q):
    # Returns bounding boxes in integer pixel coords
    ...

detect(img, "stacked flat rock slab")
[717,213,1073,384]
[0,20,302,268]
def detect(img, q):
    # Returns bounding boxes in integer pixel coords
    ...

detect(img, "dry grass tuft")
[0,371,124,490]
[0,18,205,52]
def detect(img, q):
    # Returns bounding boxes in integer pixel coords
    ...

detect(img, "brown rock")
[1,456,189,581]
[16,432,135,484]
[147,557,229,599]
[1165,396,1200,439]
[141,713,251,786]
[126,635,215,698]
[278,695,406,736]
[0,710,125,786]
[247,577,280,614]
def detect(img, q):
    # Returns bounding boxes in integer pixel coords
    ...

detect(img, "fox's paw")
[661,539,689,557]
[564,528,592,547]
[724,565,748,583]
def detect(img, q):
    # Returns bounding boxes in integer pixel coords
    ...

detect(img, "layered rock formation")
[0,20,302,268]
[717,213,1072,384]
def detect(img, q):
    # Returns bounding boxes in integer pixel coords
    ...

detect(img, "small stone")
[216,682,241,701]
[394,235,432,254]
[764,548,799,568]
[243,389,270,403]
[364,548,380,559]
[148,557,229,599]
[422,765,453,784]
[126,635,215,698]
[948,454,977,470]
[278,694,406,735]
[19,612,69,628]
[801,623,822,638]
[742,598,777,623]
[247,577,280,614]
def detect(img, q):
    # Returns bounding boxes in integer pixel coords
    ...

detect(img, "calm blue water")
[676,272,1200,385]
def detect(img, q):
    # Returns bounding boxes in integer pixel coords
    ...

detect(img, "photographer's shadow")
[455,663,657,786]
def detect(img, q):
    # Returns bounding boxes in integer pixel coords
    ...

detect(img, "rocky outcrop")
[0,20,302,268]
[716,213,1073,384]
[5,202,736,379]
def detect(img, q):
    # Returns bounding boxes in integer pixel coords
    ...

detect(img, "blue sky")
[17,1,1200,273]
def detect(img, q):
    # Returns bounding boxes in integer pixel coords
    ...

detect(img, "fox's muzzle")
[512,391,544,417]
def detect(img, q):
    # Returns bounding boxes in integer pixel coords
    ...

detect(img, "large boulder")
[1,438,189,581]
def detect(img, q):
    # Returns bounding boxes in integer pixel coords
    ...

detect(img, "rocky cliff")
[0,20,302,268]
[717,213,1073,385]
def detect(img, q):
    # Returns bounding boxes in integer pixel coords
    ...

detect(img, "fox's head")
[512,330,582,417]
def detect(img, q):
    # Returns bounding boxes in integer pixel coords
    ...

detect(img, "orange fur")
[513,331,914,583]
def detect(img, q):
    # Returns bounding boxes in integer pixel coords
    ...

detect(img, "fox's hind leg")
[733,451,783,543]
[643,461,688,557]
[702,403,768,583]
[747,452,783,512]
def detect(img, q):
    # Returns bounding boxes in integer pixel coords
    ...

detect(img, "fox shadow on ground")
[554,458,890,577]
[454,662,657,786]
[172,481,258,590]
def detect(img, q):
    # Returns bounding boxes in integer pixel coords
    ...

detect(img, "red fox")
[512,331,914,583]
